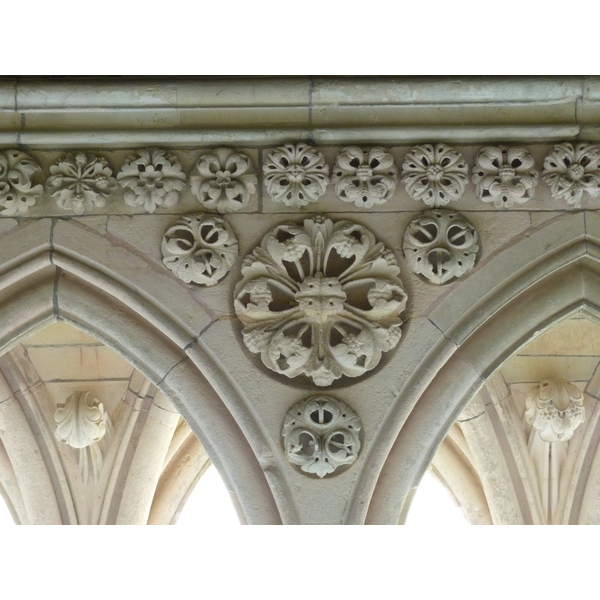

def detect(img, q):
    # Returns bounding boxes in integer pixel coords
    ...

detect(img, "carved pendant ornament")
[403,209,479,284]
[47,152,117,215]
[234,216,407,386]
[542,143,600,208]
[332,146,398,208]
[472,146,539,208]
[525,379,585,443]
[0,150,43,216]
[264,143,330,207]
[282,395,361,478]
[191,148,257,212]
[401,143,468,207]
[117,149,186,213]
[161,214,238,286]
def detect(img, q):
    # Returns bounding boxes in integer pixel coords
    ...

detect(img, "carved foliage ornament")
[264,143,330,207]
[472,146,539,208]
[403,209,479,285]
[55,391,108,449]
[282,395,361,478]
[332,146,398,208]
[525,379,585,443]
[401,144,468,207]
[0,149,43,216]
[234,217,407,386]
[542,143,600,208]
[162,214,238,286]
[117,149,186,213]
[191,148,257,212]
[47,152,117,215]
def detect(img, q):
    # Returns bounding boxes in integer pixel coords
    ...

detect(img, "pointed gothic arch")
[347,211,600,524]
[0,217,298,524]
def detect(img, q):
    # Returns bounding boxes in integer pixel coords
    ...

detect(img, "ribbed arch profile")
[352,211,600,525]
[0,218,294,525]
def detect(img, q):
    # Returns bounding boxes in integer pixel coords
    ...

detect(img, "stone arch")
[346,211,600,524]
[0,217,296,524]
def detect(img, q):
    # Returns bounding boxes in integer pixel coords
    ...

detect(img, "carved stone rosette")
[191,148,257,212]
[234,216,407,386]
[525,379,585,443]
[401,143,468,207]
[282,395,361,478]
[0,149,44,216]
[403,209,479,285]
[542,143,600,208]
[47,152,117,215]
[161,214,238,286]
[117,149,186,213]
[264,143,330,207]
[332,146,398,208]
[472,146,539,208]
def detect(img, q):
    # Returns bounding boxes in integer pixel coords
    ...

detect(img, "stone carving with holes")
[542,143,600,208]
[0,149,43,216]
[47,152,117,215]
[401,143,468,207]
[55,391,110,483]
[117,148,186,213]
[161,214,238,286]
[234,216,407,386]
[332,146,397,208]
[472,146,539,208]
[263,143,330,207]
[191,147,257,212]
[525,379,585,443]
[403,209,479,285]
[282,395,361,478]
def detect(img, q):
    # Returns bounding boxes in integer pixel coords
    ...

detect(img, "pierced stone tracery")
[234,216,407,386]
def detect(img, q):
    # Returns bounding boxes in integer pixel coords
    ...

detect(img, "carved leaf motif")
[525,379,585,443]
[282,395,361,478]
[472,146,539,208]
[403,209,479,285]
[401,143,468,207]
[191,148,257,212]
[117,149,186,213]
[0,149,43,216]
[234,216,407,386]
[542,143,600,208]
[55,391,108,449]
[264,143,330,207]
[47,152,117,215]
[332,146,398,208]
[161,214,239,286]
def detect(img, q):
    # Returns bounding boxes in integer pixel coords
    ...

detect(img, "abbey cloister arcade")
[0,76,599,524]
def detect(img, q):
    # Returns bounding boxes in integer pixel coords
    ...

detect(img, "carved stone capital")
[55,391,108,449]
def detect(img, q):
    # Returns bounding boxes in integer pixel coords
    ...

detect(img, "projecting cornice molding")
[1,77,599,147]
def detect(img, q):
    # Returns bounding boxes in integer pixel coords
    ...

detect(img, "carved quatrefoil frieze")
[403,209,479,285]
[234,216,407,387]
[282,395,361,478]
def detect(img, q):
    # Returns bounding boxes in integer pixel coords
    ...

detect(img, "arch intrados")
[0,222,291,524]
[357,223,600,524]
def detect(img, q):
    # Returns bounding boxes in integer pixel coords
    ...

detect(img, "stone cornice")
[1,76,599,147]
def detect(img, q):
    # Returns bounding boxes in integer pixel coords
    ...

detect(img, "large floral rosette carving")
[472,146,539,208]
[234,216,407,386]
[191,148,257,212]
[117,149,186,213]
[282,395,361,478]
[401,143,468,207]
[525,379,585,443]
[403,209,479,285]
[263,143,330,207]
[47,152,117,215]
[0,149,43,216]
[161,214,238,286]
[542,142,600,208]
[332,146,398,208]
